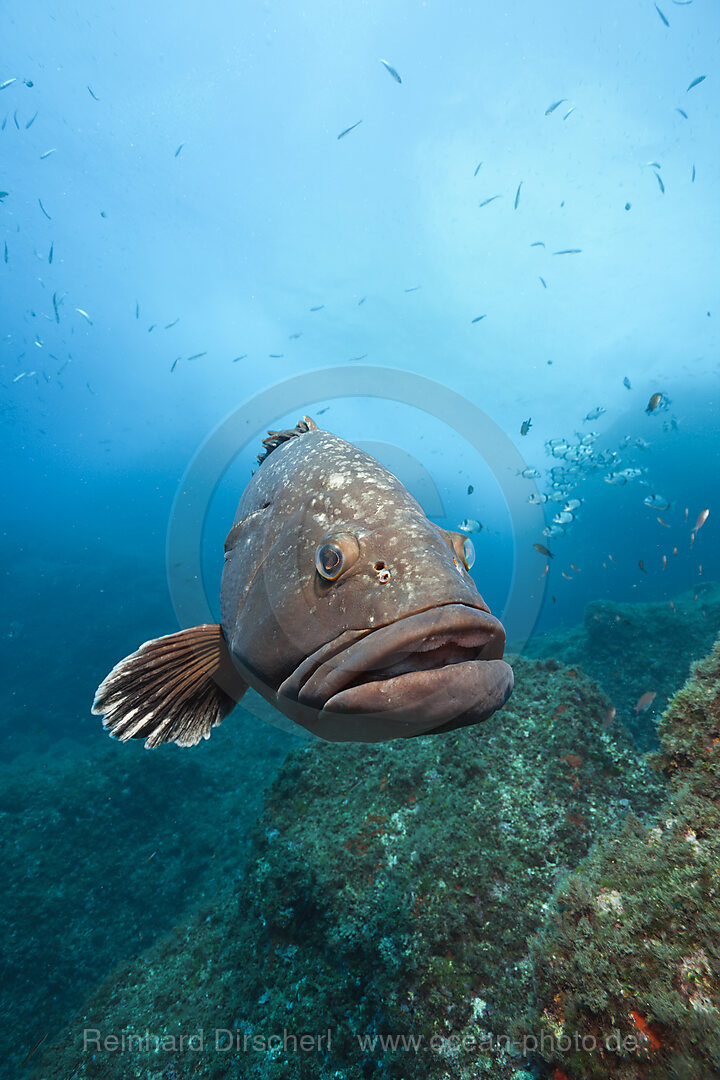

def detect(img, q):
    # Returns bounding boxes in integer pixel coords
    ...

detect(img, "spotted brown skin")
[93,419,513,749]
[221,423,513,741]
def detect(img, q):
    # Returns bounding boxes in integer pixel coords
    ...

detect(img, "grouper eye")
[446,531,475,572]
[315,532,360,581]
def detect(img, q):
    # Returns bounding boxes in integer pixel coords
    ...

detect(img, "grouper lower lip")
[277,603,512,737]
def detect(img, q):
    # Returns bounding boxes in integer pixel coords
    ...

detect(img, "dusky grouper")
[93,418,513,744]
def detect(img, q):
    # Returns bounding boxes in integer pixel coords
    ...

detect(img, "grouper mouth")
[277,603,514,739]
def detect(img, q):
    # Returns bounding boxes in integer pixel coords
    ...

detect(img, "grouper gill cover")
[93,418,514,744]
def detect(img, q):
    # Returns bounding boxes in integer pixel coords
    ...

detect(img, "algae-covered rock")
[528,636,720,1080]
[1,708,291,1080]
[34,657,663,1080]
[525,582,720,749]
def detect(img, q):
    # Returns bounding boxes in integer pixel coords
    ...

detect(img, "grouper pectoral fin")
[92,624,247,748]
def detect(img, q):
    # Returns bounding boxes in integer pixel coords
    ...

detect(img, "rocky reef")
[528,635,720,1080]
[1,704,292,1080]
[33,656,664,1080]
[525,582,720,749]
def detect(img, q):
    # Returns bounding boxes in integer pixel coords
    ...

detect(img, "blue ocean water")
[2,1,719,1076]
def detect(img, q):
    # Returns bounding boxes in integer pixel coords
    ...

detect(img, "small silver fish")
[686,75,706,92]
[0,78,17,91]
[75,308,93,325]
[544,99,566,116]
[379,59,402,84]
[337,119,363,139]
[40,148,56,160]
[479,195,501,208]
[534,543,554,558]
[514,181,523,210]
[458,518,482,534]
[654,3,669,26]
[644,493,670,511]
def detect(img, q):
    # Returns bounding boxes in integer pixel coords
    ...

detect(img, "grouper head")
[220,418,513,741]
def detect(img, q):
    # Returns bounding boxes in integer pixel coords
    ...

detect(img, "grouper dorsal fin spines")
[256,415,318,465]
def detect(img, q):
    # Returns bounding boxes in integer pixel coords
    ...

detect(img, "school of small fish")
[2,39,712,608]
[495,370,708,588]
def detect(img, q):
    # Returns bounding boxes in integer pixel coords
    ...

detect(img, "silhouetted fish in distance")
[93,419,513,745]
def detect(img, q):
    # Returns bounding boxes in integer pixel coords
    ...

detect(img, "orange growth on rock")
[630,1010,662,1050]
